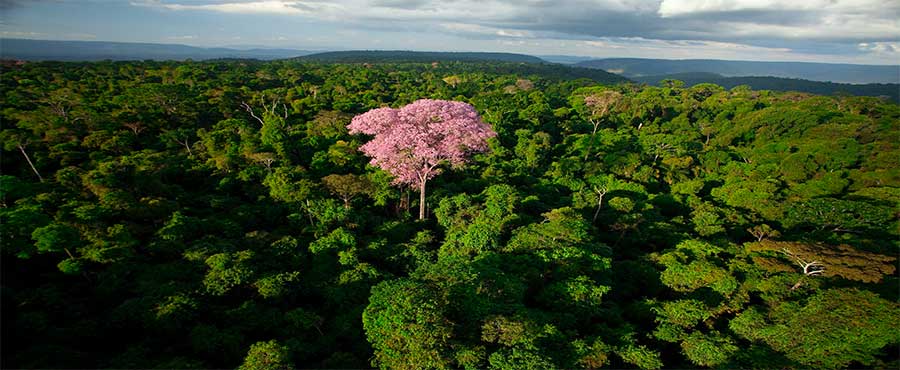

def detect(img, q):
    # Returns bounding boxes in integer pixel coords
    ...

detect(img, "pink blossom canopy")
[348,99,496,186]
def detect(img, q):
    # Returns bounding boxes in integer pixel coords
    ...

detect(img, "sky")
[1,0,898,64]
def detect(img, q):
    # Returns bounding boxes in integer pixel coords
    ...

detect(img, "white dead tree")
[781,247,825,290]
[17,141,44,182]
[592,185,609,223]
[172,136,193,157]
[241,98,288,126]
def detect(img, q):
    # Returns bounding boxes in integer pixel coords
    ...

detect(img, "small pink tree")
[348,99,496,219]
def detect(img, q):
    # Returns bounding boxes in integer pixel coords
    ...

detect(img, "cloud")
[84,0,900,63]
[65,33,97,39]
[0,30,97,41]
[1,31,47,38]
[655,0,900,41]
[658,0,821,17]
[132,0,339,15]
[579,37,795,60]
[370,0,430,9]
[129,1,898,44]
[0,0,59,11]
[440,23,533,39]
[658,0,897,18]
[167,35,198,40]
[859,41,900,55]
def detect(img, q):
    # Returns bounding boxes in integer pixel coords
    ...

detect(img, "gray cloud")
[130,0,899,45]
[7,0,898,64]
[369,0,431,9]
[1,0,60,11]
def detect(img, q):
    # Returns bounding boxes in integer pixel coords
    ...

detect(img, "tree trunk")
[584,121,600,161]
[592,194,605,222]
[18,144,43,182]
[182,140,193,157]
[419,180,427,220]
[305,199,314,225]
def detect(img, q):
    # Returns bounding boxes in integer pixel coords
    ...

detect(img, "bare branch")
[17,144,43,182]
[241,101,264,125]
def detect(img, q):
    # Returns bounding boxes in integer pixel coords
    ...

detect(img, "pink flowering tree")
[348,99,496,219]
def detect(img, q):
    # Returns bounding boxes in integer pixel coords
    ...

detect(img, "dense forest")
[634,72,900,104]
[1,59,898,369]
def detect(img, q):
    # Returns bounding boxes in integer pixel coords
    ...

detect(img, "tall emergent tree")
[348,99,496,219]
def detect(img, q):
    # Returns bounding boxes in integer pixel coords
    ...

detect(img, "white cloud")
[655,0,900,44]
[133,0,339,15]
[583,40,625,49]
[497,30,528,38]
[658,0,821,17]
[1,31,46,38]
[859,41,899,54]
[720,17,899,40]
[658,0,898,17]
[440,23,494,34]
[167,35,198,40]
[440,22,533,38]
[578,37,795,60]
[113,0,900,64]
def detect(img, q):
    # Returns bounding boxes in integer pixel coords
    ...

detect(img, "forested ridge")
[576,58,899,84]
[1,59,898,369]
[634,73,900,103]
[296,51,544,64]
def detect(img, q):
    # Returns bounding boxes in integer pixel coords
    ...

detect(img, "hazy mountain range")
[576,58,899,84]
[295,50,544,63]
[0,39,314,61]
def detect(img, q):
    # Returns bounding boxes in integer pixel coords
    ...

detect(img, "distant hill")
[296,50,544,63]
[636,72,899,103]
[576,58,899,84]
[0,39,313,61]
[537,55,596,64]
[293,50,628,85]
[456,62,630,85]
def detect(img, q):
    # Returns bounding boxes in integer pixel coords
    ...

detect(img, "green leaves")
[363,279,453,370]
[255,272,301,299]
[653,300,713,330]
[238,340,293,370]
[309,227,355,255]
[732,289,900,368]
[263,167,316,204]
[204,251,255,295]
[785,197,896,233]
[679,332,738,367]
[3,59,899,370]
[656,240,737,295]
[32,223,80,254]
